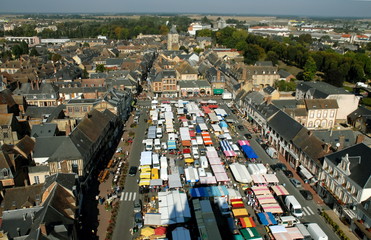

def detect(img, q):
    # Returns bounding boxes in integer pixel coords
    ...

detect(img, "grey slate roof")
[178,80,211,88]
[325,143,371,188]
[296,81,350,98]
[43,173,76,192]
[312,129,356,149]
[268,110,304,141]
[31,123,57,138]
[33,136,72,159]
[272,99,302,110]
[28,165,50,174]
[278,69,293,78]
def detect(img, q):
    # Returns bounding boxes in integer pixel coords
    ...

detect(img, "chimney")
[36,80,40,90]
[242,67,247,81]
[65,122,71,136]
[338,135,345,151]
[40,223,47,235]
[217,69,221,81]
[95,89,98,99]
[30,80,34,90]
[322,143,331,153]
[356,134,365,144]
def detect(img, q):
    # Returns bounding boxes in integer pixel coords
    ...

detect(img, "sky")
[1,0,371,18]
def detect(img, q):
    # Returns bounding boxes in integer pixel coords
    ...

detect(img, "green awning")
[131,100,135,106]
[240,228,261,240]
[213,89,224,94]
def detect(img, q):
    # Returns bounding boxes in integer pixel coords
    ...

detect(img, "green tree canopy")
[303,56,317,81]
[96,64,106,73]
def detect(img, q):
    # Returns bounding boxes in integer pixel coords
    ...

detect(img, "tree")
[51,54,62,62]
[265,51,279,66]
[196,29,212,37]
[179,46,189,53]
[83,42,90,48]
[325,68,345,87]
[29,47,39,56]
[303,56,317,81]
[96,64,106,73]
[159,25,169,35]
[11,45,22,59]
[19,41,29,55]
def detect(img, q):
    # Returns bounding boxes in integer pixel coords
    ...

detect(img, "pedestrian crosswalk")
[120,191,137,201]
[302,206,315,216]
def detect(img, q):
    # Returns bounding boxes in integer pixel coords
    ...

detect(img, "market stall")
[257,212,277,226]
[271,185,289,196]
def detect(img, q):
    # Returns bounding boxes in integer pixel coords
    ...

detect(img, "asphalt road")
[112,102,149,240]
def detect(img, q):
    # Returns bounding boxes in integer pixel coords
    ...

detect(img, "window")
[309,111,314,118]
[34,176,40,184]
[330,110,335,118]
[317,110,322,118]
[323,110,328,118]
[74,107,80,112]
[83,106,88,112]
[308,121,313,127]
[3,132,8,139]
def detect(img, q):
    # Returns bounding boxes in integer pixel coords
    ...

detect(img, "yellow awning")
[140,172,151,179]
[185,158,194,163]
[139,179,150,186]
[232,208,249,217]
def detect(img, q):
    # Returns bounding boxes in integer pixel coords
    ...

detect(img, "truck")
[296,224,311,240]
[156,127,163,138]
[222,91,232,100]
[284,195,303,218]
[154,139,161,150]
[266,147,278,159]
[144,139,153,151]
[152,153,160,169]
[306,223,328,240]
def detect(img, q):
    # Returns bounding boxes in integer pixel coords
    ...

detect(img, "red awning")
[208,104,219,109]
[183,149,191,154]
[189,130,196,137]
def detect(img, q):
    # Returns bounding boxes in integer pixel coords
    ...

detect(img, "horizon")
[1,0,371,18]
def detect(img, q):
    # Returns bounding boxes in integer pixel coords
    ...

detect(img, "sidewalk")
[96,115,135,240]
[324,210,359,240]
[277,153,324,205]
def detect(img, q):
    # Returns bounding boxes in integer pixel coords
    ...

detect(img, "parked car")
[200,148,207,156]
[237,125,245,131]
[271,163,287,171]
[290,178,302,188]
[244,133,252,139]
[194,159,200,168]
[300,190,313,200]
[261,143,269,150]
[134,212,143,229]
[283,170,293,178]
[134,199,142,213]
[129,166,138,176]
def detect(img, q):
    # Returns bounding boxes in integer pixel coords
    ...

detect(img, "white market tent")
[158,191,191,225]
[256,163,268,174]
[199,123,208,131]
[211,124,222,132]
[168,174,182,188]
[208,113,219,122]
[140,151,152,166]
[214,108,228,117]
[248,164,260,175]
[263,174,279,184]
[144,213,162,226]
[230,163,252,184]
[185,167,199,183]
[180,127,191,141]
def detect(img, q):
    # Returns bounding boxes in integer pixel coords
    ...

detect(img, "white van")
[156,127,163,138]
[200,156,208,168]
[152,154,160,169]
[154,139,161,150]
[277,215,300,227]
[306,223,328,240]
[285,195,303,218]
[191,139,198,147]
[145,139,153,151]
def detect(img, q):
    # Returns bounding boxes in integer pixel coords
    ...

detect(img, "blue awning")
[190,186,229,197]
[241,145,259,158]
[168,140,177,150]
[257,212,277,226]
[196,125,201,133]
[219,121,228,128]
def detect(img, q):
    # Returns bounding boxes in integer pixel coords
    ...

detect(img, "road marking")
[307,206,314,215]
[124,192,129,201]
[132,192,137,201]
[120,192,124,201]
[128,192,132,201]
